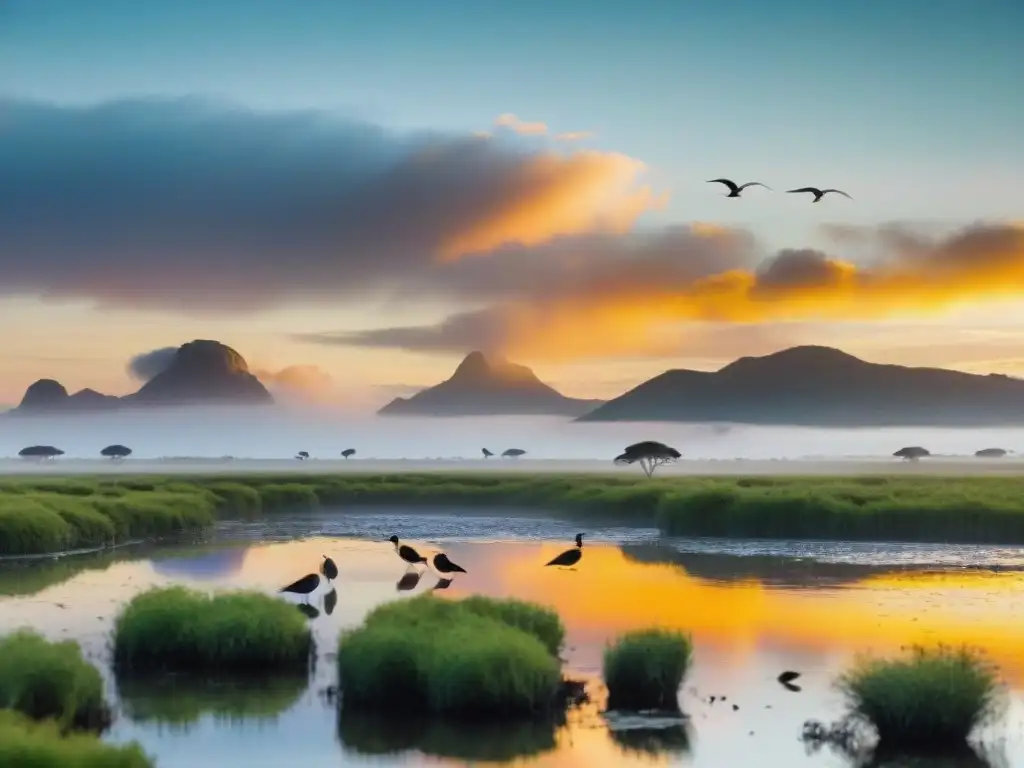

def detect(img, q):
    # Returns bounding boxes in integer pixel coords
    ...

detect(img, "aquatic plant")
[9,472,1024,556]
[337,595,562,718]
[0,629,109,731]
[0,710,153,767]
[113,586,313,673]
[837,644,1002,750]
[603,628,693,711]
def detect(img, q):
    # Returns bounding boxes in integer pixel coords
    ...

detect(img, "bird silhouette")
[707,178,771,198]
[432,552,467,576]
[546,533,584,569]
[323,587,338,616]
[389,536,428,567]
[279,573,320,603]
[396,570,423,592]
[786,186,852,203]
[321,555,338,583]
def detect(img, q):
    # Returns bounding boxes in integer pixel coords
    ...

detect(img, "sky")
[2,0,1023,408]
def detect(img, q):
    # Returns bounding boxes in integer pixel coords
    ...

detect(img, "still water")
[2,510,1024,767]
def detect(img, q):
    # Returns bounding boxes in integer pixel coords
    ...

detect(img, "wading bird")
[432,552,467,577]
[389,536,428,567]
[706,178,771,198]
[279,573,320,603]
[321,555,338,583]
[546,533,584,569]
[786,186,852,203]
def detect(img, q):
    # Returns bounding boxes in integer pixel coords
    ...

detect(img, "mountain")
[9,340,273,416]
[577,345,1024,427]
[378,351,604,417]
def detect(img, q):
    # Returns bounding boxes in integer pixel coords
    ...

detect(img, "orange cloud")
[254,364,335,402]
[438,150,666,260]
[555,131,595,141]
[494,112,549,135]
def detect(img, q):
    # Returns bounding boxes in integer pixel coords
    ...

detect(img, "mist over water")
[1,405,1021,460]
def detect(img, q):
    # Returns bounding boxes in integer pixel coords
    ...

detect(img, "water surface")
[2,511,1023,767]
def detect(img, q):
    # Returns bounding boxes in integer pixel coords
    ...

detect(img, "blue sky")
[1,0,1023,405]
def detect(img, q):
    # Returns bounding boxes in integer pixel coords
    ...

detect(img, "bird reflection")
[323,587,338,616]
[431,578,453,591]
[396,571,423,592]
[296,602,320,620]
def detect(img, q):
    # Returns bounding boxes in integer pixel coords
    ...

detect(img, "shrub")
[113,586,313,673]
[838,645,1002,750]
[0,630,109,731]
[258,483,320,512]
[338,595,562,718]
[603,628,693,711]
[0,710,153,767]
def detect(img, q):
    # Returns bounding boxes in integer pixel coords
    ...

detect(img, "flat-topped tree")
[100,444,132,459]
[894,446,930,462]
[296,451,309,460]
[502,448,526,458]
[975,447,1008,458]
[482,448,493,458]
[614,441,682,478]
[17,445,64,460]
[341,449,356,459]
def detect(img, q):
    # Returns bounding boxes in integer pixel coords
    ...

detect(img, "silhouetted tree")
[100,444,132,459]
[501,448,526,458]
[18,445,64,460]
[296,451,310,460]
[482,448,493,458]
[975,447,1008,458]
[893,446,930,462]
[613,441,681,478]
[341,449,356,459]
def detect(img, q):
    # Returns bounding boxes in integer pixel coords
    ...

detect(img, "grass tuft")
[0,630,110,731]
[837,644,1002,750]
[113,586,313,674]
[337,595,563,718]
[0,710,153,767]
[603,628,693,711]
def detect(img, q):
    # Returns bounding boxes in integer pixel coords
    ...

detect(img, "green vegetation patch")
[0,630,110,731]
[337,595,563,718]
[113,586,313,674]
[603,628,693,711]
[838,645,1003,750]
[0,710,153,768]
[7,473,1024,556]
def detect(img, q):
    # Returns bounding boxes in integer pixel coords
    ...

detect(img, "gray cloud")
[127,346,178,381]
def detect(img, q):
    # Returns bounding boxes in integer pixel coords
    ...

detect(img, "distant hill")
[9,340,273,416]
[378,351,604,418]
[577,345,1024,427]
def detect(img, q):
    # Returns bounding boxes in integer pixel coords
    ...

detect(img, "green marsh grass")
[0,630,109,731]
[603,628,693,711]
[6,472,1024,556]
[337,595,563,718]
[838,645,1002,750]
[113,586,313,674]
[0,710,153,768]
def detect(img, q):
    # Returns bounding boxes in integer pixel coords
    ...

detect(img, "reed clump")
[0,710,153,767]
[603,628,693,711]
[113,586,313,674]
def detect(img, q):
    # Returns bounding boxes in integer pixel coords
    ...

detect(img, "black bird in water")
[321,555,338,583]
[786,186,852,203]
[432,552,467,576]
[546,534,584,569]
[323,588,338,616]
[396,571,423,592]
[707,178,771,198]
[280,573,320,603]
[389,536,428,567]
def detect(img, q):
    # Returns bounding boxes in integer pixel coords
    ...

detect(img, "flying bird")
[321,555,338,583]
[546,533,584,569]
[706,178,771,198]
[279,573,320,603]
[389,535,428,567]
[432,552,467,576]
[786,186,852,203]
